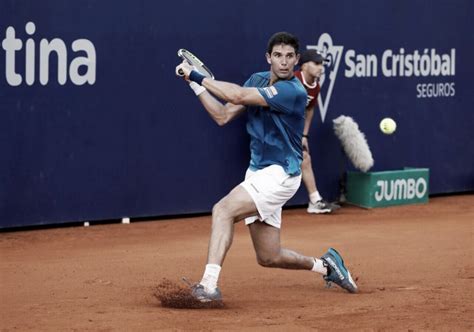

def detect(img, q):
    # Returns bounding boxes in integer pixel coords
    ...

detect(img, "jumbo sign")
[346,168,430,208]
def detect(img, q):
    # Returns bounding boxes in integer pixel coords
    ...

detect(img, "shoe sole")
[307,209,332,214]
[194,295,223,303]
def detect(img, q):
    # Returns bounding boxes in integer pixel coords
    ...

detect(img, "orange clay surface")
[1,195,473,330]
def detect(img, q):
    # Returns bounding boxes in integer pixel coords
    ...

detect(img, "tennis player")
[295,49,335,214]
[175,32,358,303]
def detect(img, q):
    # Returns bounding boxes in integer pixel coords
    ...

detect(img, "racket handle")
[178,68,184,76]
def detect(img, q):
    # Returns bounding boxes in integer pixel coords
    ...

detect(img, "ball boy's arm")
[303,105,314,136]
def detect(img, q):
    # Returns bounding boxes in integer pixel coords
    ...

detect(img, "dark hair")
[267,32,300,54]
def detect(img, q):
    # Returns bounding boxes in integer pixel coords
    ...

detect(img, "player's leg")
[243,166,328,273]
[248,219,318,270]
[245,165,358,293]
[192,183,259,303]
[207,185,258,266]
[197,164,305,295]
[249,218,358,293]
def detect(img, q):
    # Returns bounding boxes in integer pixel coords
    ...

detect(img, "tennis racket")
[177,49,214,79]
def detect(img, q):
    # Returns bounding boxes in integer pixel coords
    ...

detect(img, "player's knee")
[212,201,226,219]
[256,253,281,268]
[212,199,233,221]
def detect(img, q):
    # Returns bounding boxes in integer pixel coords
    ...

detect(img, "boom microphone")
[333,115,374,172]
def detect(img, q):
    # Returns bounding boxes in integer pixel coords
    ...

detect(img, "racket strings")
[179,50,214,79]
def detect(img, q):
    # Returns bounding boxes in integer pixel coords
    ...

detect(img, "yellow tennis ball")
[379,118,397,135]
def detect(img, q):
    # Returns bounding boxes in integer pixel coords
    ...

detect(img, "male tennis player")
[295,49,335,214]
[176,32,358,303]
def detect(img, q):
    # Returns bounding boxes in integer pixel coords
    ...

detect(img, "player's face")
[305,61,324,79]
[266,44,300,80]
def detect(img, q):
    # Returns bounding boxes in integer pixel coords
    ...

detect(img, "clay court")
[1,195,473,330]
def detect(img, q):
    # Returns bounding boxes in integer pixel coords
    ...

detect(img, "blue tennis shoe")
[321,248,358,293]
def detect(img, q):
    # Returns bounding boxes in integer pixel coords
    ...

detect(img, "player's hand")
[302,136,309,152]
[175,61,193,79]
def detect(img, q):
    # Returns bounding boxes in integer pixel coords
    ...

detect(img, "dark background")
[1,0,473,228]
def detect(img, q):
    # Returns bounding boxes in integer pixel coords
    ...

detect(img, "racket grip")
[178,68,184,76]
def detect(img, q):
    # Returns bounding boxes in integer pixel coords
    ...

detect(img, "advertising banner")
[1,0,473,227]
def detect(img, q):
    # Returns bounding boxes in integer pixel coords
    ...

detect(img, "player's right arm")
[201,79,267,107]
[176,62,247,126]
[197,90,247,126]
[176,62,267,107]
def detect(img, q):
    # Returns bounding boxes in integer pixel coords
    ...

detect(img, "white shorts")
[240,165,301,229]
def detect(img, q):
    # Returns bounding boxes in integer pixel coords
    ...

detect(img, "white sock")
[200,264,221,292]
[310,191,322,204]
[311,258,327,275]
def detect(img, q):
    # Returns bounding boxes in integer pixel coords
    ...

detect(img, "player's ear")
[265,52,271,65]
[295,53,300,66]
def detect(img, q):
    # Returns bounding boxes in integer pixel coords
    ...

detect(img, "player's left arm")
[202,79,268,107]
[205,79,304,114]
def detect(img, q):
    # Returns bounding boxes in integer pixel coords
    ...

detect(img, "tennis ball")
[379,118,397,135]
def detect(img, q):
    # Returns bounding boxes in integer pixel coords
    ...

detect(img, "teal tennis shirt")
[243,71,306,176]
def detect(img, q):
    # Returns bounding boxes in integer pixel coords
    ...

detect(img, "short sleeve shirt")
[243,71,306,176]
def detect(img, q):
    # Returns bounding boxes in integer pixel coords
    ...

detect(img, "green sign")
[346,168,429,208]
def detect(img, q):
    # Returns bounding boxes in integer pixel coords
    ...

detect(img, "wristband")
[189,70,206,85]
[189,81,206,96]
[302,134,309,138]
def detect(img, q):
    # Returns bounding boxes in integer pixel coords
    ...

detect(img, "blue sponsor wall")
[1,0,473,228]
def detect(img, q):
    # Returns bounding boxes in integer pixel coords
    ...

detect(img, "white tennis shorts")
[240,165,301,229]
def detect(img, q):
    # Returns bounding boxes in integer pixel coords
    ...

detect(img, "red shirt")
[294,70,320,110]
